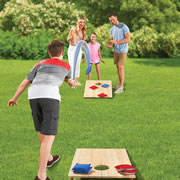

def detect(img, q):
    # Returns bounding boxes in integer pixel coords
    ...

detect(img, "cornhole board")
[68,148,136,180]
[84,80,112,98]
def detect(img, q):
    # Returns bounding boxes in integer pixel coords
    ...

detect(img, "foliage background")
[0,0,180,59]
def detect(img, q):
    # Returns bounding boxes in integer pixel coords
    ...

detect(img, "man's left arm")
[64,78,76,88]
[64,69,76,88]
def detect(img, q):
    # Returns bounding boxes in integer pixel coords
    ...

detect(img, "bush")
[129,26,159,57]
[86,23,96,42]
[0,27,178,60]
[170,30,180,57]
[0,30,55,59]
[157,33,176,58]
[129,26,177,58]
[0,1,86,36]
[95,24,113,57]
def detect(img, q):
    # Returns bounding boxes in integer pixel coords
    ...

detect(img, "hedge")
[0,27,179,60]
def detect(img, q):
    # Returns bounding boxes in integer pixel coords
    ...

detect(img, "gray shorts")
[29,98,60,135]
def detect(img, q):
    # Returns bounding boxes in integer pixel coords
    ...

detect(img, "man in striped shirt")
[8,40,75,180]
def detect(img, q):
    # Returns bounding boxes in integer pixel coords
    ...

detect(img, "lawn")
[0,58,179,180]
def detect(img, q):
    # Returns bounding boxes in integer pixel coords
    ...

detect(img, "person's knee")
[117,64,124,70]
[41,135,55,143]
[95,64,99,69]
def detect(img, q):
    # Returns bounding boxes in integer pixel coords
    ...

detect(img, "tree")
[0,0,9,11]
[57,0,122,26]
[0,1,86,35]
[118,0,180,33]
[170,0,180,11]
[55,0,180,33]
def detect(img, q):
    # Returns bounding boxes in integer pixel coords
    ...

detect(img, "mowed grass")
[0,58,179,180]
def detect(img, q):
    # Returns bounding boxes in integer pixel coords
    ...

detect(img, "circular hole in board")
[94,165,109,171]
[96,83,102,86]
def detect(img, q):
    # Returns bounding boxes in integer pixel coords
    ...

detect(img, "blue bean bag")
[101,84,110,88]
[72,163,92,174]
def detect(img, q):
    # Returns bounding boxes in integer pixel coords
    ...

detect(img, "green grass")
[0,58,179,180]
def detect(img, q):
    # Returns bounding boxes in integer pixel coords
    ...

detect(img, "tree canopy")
[57,0,180,33]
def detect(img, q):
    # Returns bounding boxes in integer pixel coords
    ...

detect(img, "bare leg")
[75,49,82,80]
[95,64,101,80]
[75,77,79,82]
[40,133,53,161]
[116,64,125,89]
[38,134,55,180]
[88,71,91,80]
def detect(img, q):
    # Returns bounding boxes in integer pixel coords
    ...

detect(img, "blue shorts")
[90,62,99,65]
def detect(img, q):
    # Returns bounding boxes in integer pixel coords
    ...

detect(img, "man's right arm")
[8,79,31,107]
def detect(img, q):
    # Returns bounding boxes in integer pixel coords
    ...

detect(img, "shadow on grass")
[133,58,180,67]
[112,84,126,97]
[128,152,145,180]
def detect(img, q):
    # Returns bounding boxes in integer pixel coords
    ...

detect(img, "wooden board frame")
[68,148,136,180]
[84,80,112,98]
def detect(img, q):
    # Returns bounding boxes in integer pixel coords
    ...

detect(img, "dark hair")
[107,12,117,17]
[48,40,65,57]
[91,32,97,37]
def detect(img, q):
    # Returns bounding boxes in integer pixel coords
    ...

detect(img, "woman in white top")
[67,17,87,85]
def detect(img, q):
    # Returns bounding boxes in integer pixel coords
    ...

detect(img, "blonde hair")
[76,17,87,40]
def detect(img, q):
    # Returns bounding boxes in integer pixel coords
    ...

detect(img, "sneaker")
[112,84,120,89]
[114,88,124,94]
[47,155,60,168]
[35,176,51,180]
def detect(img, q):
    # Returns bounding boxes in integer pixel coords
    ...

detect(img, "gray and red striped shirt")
[26,58,71,101]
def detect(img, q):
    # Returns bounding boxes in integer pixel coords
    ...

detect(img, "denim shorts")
[29,98,60,135]
[90,62,100,65]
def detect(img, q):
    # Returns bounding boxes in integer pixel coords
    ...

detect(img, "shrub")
[0,1,86,36]
[157,33,176,58]
[95,24,114,57]
[0,30,17,58]
[129,26,177,58]
[129,26,159,57]
[128,33,138,58]
[0,30,55,59]
[170,30,180,57]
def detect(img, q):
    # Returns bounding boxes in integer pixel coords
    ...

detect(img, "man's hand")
[65,78,76,88]
[8,98,18,107]
[7,79,31,108]
[107,41,113,48]
[69,80,76,88]
[110,39,117,45]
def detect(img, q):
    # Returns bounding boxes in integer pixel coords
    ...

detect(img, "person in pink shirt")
[83,32,105,80]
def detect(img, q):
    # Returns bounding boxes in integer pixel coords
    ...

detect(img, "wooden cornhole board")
[84,80,112,98]
[68,148,136,180]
